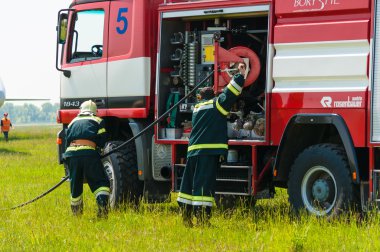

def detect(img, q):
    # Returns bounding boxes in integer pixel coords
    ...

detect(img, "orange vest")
[1,118,11,132]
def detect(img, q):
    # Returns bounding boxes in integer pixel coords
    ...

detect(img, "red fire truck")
[56,0,379,216]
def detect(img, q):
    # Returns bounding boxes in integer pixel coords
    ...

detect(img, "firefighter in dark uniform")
[63,100,110,218]
[177,63,246,227]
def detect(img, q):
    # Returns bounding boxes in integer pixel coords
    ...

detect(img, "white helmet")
[79,100,97,115]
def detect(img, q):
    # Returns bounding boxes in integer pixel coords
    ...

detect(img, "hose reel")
[220,46,261,88]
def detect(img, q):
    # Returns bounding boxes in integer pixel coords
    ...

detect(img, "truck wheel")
[288,144,354,217]
[102,141,143,209]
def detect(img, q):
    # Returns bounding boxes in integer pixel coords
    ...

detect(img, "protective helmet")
[79,100,97,115]
[3,112,8,116]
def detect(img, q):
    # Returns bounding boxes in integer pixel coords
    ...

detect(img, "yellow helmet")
[79,100,97,115]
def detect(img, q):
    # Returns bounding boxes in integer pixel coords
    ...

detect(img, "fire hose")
[1,70,216,211]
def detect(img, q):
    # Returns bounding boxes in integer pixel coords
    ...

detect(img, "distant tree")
[0,102,60,124]
[24,104,40,123]
[41,103,52,122]
[42,103,54,113]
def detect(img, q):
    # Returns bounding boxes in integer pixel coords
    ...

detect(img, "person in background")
[177,63,246,227]
[1,112,13,142]
[63,100,110,219]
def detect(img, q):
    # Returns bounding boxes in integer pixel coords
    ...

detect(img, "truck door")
[61,2,110,109]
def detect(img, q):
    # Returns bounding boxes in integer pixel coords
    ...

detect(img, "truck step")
[216,178,249,183]
[220,165,251,169]
[174,163,252,195]
[175,164,251,169]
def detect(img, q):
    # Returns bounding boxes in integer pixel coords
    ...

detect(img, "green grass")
[1,125,380,251]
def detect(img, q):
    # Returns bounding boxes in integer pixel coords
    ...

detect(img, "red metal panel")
[60,109,122,123]
[60,109,79,124]
[275,0,370,17]
[370,0,375,38]
[271,91,367,109]
[268,2,275,44]
[108,1,156,113]
[108,0,151,61]
[156,139,188,144]
[104,108,149,118]
[60,107,149,124]
[271,91,367,147]
[274,19,369,43]
[368,89,372,145]
[270,108,366,147]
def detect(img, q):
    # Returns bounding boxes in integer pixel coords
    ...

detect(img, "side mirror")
[58,13,68,44]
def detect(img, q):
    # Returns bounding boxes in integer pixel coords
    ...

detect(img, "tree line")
[0,103,59,124]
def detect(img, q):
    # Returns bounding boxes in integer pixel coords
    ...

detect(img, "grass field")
[1,125,380,251]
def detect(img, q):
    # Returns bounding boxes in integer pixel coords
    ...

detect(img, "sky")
[0,1,72,104]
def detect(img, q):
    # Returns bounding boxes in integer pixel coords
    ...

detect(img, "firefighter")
[1,112,13,142]
[177,63,246,227]
[63,100,110,218]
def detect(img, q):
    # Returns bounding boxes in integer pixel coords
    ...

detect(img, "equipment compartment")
[156,7,269,142]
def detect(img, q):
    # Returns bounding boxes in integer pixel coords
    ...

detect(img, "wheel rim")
[301,166,337,216]
[103,160,116,207]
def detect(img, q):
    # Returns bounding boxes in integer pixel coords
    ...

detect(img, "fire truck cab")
[56,0,380,216]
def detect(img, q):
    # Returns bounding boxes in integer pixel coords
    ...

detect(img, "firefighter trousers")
[66,155,110,215]
[177,155,220,218]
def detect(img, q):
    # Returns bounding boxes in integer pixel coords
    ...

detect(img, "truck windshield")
[70,10,104,63]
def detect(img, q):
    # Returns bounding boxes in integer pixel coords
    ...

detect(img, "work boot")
[180,204,193,228]
[96,194,109,219]
[71,202,83,216]
[195,206,212,227]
